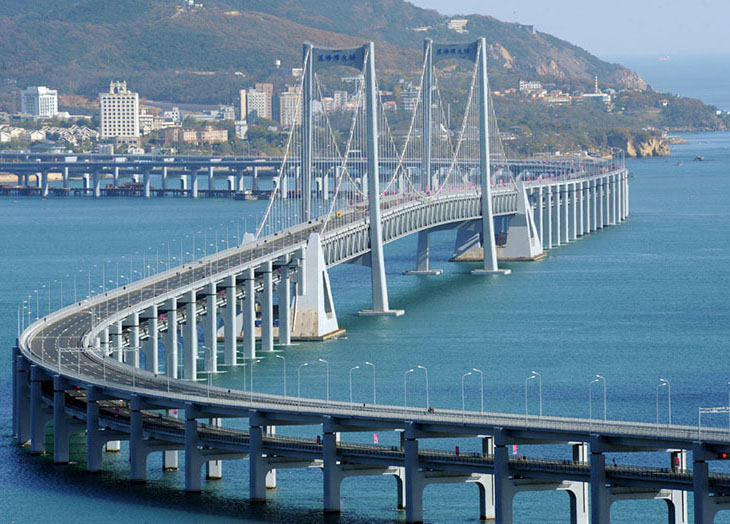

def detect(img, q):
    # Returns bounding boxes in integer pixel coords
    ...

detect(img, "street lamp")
[472,367,484,413]
[656,378,671,425]
[461,371,472,412]
[318,358,330,404]
[297,362,309,409]
[404,368,414,408]
[250,359,262,400]
[417,365,430,410]
[349,365,360,405]
[594,374,606,421]
[365,361,376,404]
[276,354,287,396]
[531,370,543,417]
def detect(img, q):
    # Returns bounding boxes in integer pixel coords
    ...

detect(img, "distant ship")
[657,56,671,62]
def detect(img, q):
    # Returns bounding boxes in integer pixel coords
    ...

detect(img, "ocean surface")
[2,131,730,522]
[608,53,730,112]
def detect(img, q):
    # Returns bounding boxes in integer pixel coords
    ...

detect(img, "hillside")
[0,0,645,106]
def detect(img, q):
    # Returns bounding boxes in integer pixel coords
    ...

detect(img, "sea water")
[1,131,729,522]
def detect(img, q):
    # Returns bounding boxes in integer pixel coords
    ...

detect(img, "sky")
[410,0,729,58]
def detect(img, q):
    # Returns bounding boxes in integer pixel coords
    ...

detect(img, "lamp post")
[297,362,309,409]
[461,371,472,412]
[531,370,543,417]
[276,354,287,396]
[595,374,606,421]
[349,365,360,405]
[318,358,330,404]
[404,368,414,408]
[656,378,671,425]
[250,359,262,401]
[365,361,376,404]
[472,367,484,413]
[417,365,430,410]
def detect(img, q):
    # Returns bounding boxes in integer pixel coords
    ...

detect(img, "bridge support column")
[546,185,553,248]
[206,418,222,479]
[182,290,198,380]
[236,170,245,193]
[63,167,70,189]
[125,311,140,367]
[203,282,218,373]
[185,408,203,492]
[597,178,605,229]
[404,424,425,523]
[14,350,31,444]
[277,263,291,345]
[553,184,562,246]
[569,182,578,240]
[591,179,598,232]
[113,166,119,187]
[141,305,159,373]
[30,365,52,455]
[493,430,514,524]
[163,409,179,470]
[478,436,496,520]
[208,166,214,191]
[570,443,589,524]
[291,233,342,339]
[243,267,256,359]
[162,298,178,377]
[86,389,103,472]
[500,181,544,261]
[323,417,343,512]
[161,166,168,194]
[53,375,82,464]
[260,261,274,352]
[562,183,569,242]
[249,413,268,502]
[578,181,585,236]
[129,396,146,482]
[590,438,611,523]
[223,275,238,365]
[404,230,443,275]
[190,172,198,198]
[93,171,102,198]
[693,445,715,524]
[41,171,49,197]
[534,187,544,248]
[143,171,151,198]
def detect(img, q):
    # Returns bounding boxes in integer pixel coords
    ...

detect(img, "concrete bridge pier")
[163,409,179,471]
[41,171,49,197]
[113,166,119,187]
[243,267,256,359]
[597,179,605,229]
[532,187,543,246]
[143,171,151,198]
[161,298,178,378]
[124,312,140,367]
[276,259,291,346]
[86,386,126,472]
[30,365,52,455]
[561,183,570,243]
[190,171,199,198]
[500,181,544,261]
[203,282,218,373]
[141,305,159,373]
[236,170,245,193]
[53,375,84,464]
[129,395,180,482]
[249,412,269,502]
[206,418,223,480]
[93,171,102,198]
[259,261,274,352]
[404,423,424,523]
[82,173,90,192]
[590,180,598,232]
[493,429,514,523]
[161,166,168,194]
[568,182,577,240]
[553,185,562,246]
[404,230,443,275]
[545,186,553,249]
[577,181,585,237]
[182,290,198,380]
[208,166,214,191]
[13,349,32,444]
[223,275,238,365]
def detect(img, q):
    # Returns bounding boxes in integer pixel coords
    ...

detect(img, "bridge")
[13,39,724,524]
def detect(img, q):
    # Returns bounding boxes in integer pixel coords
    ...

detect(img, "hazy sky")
[410,0,728,58]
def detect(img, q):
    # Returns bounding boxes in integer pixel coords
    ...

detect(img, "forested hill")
[0,0,645,105]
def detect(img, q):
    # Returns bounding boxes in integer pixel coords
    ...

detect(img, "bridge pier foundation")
[93,171,102,198]
[578,181,585,236]
[53,375,84,464]
[163,409,179,470]
[208,166,214,191]
[243,268,256,358]
[533,187,543,247]
[143,171,151,198]
[569,182,578,240]
[223,276,238,365]
[190,172,198,198]
[249,413,268,502]
[493,430,514,523]
[404,230,443,275]
[404,424,424,523]
[41,171,49,197]
[203,283,218,373]
[182,290,198,381]
[162,166,168,194]
[590,438,611,523]
[86,386,127,472]
[206,418,223,479]
[30,365,52,455]
[500,181,544,261]
[322,420,342,512]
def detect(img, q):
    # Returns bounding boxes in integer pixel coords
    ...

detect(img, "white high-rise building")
[20,86,58,119]
[99,81,140,141]
[239,89,247,120]
[247,89,271,120]
[279,87,302,128]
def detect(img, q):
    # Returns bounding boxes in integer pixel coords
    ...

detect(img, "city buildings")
[20,86,58,119]
[279,86,302,128]
[99,81,140,145]
[164,125,227,145]
[247,88,271,120]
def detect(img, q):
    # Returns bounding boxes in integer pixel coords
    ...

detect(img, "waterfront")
[2,132,730,522]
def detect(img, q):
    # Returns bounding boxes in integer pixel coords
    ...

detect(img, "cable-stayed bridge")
[15,40,724,524]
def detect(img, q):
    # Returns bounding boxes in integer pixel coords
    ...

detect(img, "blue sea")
[2,84,730,522]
